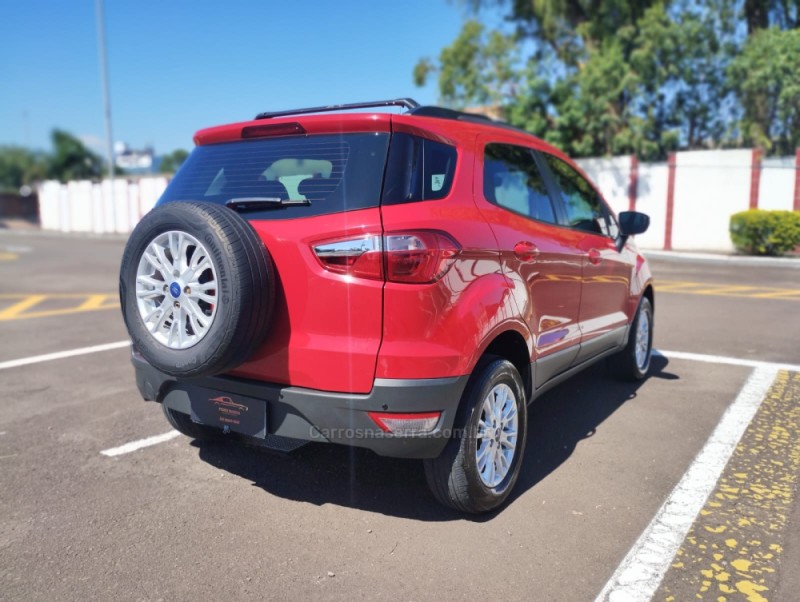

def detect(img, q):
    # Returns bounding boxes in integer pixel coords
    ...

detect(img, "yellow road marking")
[0,294,119,321]
[658,370,800,601]
[0,252,18,261]
[76,294,115,311]
[658,280,800,301]
[0,295,48,320]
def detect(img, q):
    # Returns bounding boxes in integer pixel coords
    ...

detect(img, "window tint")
[543,154,610,236]
[483,144,556,224]
[159,133,390,220]
[382,134,457,204]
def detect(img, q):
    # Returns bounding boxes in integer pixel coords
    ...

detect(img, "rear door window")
[159,133,390,220]
[483,143,557,224]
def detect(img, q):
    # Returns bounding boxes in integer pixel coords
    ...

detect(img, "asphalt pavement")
[1,232,798,601]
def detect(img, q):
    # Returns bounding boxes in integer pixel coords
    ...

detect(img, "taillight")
[385,231,460,284]
[312,231,460,284]
[312,235,383,280]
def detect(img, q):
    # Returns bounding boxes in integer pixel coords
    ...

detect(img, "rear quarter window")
[381,133,457,205]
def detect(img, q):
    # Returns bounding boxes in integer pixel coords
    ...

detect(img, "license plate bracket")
[190,391,266,439]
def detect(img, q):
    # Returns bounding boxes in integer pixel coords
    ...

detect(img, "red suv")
[120,99,654,513]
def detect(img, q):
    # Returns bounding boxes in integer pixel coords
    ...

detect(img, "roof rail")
[409,105,493,122]
[255,98,420,120]
[410,105,533,137]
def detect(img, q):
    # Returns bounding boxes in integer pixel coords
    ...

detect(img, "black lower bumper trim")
[133,352,468,459]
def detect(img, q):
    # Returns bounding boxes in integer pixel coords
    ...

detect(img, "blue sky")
[0,0,478,155]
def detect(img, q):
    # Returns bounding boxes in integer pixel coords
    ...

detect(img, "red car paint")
[186,111,653,395]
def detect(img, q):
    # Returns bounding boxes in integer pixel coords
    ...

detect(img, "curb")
[0,228,129,241]
[643,250,800,268]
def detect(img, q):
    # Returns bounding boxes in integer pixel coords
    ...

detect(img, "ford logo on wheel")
[169,282,181,298]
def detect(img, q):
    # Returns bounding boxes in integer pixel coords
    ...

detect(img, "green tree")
[159,149,189,174]
[743,0,800,32]
[418,0,799,158]
[48,129,104,182]
[729,27,800,154]
[0,147,49,192]
[414,20,518,108]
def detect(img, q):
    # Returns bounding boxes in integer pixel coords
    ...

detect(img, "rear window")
[159,133,390,219]
[381,133,457,205]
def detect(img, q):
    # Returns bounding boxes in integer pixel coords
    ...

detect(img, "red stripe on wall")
[664,153,676,251]
[628,155,639,212]
[794,149,800,212]
[749,148,763,209]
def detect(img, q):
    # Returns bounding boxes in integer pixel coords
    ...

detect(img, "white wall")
[671,150,753,252]
[759,157,796,211]
[576,156,633,216]
[580,149,797,252]
[634,163,669,251]
[37,177,168,234]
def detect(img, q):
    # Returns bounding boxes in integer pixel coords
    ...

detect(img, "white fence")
[37,149,799,251]
[38,177,168,234]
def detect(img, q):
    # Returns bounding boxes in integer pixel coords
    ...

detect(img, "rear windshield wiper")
[225,197,310,211]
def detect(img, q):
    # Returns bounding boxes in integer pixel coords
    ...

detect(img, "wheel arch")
[471,325,533,402]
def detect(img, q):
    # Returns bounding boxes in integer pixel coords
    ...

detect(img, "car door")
[538,152,633,362]
[473,139,584,387]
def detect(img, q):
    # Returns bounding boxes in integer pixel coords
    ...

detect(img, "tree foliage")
[49,129,104,182]
[0,130,105,191]
[416,0,800,158]
[159,149,189,174]
[0,147,49,192]
[729,27,800,154]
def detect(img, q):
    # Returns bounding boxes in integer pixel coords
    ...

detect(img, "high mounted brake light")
[241,122,306,139]
[312,231,460,284]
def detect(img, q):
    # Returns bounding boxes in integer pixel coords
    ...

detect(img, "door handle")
[587,248,602,265]
[513,241,540,262]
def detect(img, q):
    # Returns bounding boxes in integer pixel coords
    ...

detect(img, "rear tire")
[424,358,528,514]
[609,296,653,381]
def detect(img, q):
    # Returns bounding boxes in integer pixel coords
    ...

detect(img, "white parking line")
[0,340,130,370]
[595,365,780,602]
[100,430,180,457]
[657,349,800,372]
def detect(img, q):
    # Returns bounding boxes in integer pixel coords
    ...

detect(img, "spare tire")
[119,201,274,378]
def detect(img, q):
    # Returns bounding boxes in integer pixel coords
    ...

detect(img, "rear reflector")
[367,411,441,435]
[312,230,460,284]
[241,122,306,138]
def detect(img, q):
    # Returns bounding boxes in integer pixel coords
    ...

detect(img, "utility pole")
[95,0,116,231]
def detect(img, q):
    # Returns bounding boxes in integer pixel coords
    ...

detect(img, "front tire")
[424,358,528,514]
[609,296,653,381]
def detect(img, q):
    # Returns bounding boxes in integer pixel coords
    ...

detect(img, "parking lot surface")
[1,233,798,601]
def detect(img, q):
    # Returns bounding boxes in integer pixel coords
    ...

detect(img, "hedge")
[729,209,800,256]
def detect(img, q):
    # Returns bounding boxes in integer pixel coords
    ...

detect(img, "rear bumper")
[133,351,468,459]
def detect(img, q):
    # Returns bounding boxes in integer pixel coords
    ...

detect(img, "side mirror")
[616,211,650,251]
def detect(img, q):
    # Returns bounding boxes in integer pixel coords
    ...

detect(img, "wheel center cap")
[169,282,181,299]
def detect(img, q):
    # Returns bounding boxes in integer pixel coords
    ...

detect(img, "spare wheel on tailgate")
[119,201,275,378]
